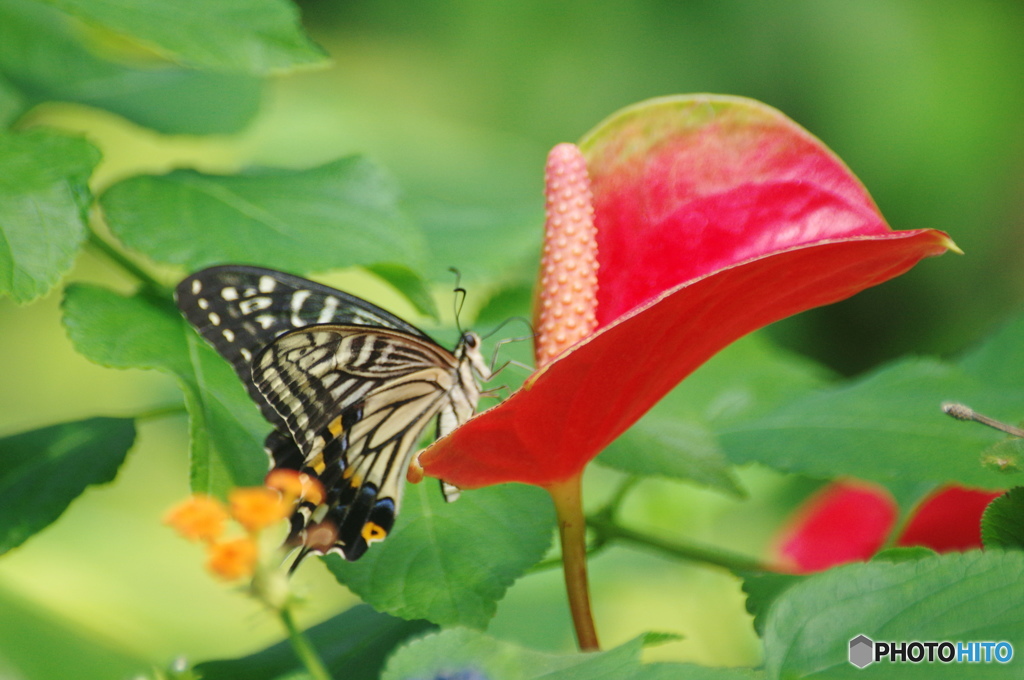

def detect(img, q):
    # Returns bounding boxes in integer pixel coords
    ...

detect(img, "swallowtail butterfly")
[174,265,491,566]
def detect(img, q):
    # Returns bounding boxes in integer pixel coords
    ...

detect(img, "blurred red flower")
[777,481,1001,573]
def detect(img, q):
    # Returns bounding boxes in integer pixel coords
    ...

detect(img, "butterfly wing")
[253,325,463,560]
[174,265,429,428]
[175,265,482,564]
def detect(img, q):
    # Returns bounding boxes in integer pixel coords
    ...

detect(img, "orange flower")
[163,494,229,543]
[206,537,259,580]
[228,486,291,533]
[265,469,325,505]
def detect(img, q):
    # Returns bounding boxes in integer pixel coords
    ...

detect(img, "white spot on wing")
[209,312,221,325]
[256,314,275,329]
[221,287,239,300]
[197,298,209,310]
[239,297,272,315]
[259,276,278,293]
[317,295,340,323]
[222,329,235,342]
[191,279,201,294]
[291,290,311,326]
[240,348,252,361]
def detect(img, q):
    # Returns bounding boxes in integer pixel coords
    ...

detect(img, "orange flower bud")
[163,494,229,543]
[206,537,259,580]
[228,486,291,533]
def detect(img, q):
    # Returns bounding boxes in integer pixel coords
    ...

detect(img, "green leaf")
[365,262,440,321]
[0,128,100,303]
[957,313,1024,388]
[475,280,534,329]
[599,334,830,495]
[61,284,267,494]
[721,312,1024,492]
[0,0,262,135]
[0,417,134,554]
[981,487,1024,550]
[37,0,325,74]
[194,605,433,680]
[412,198,542,285]
[763,551,1024,679]
[382,628,647,680]
[740,571,805,637]
[600,414,742,496]
[101,157,426,273]
[329,482,553,629]
[720,357,1020,490]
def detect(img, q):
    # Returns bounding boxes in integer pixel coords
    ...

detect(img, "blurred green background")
[2,0,1023,676]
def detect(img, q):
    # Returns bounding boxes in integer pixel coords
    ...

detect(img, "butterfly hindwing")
[253,326,463,560]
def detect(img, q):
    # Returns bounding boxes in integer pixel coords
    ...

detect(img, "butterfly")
[174,264,491,566]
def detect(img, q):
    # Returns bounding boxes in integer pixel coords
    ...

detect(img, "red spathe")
[421,95,956,489]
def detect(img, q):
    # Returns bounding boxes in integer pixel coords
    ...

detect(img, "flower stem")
[588,514,775,574]
[278,605,333,680]
[134,403,188,422]
[86,228,168,294]
[547,473,600,651]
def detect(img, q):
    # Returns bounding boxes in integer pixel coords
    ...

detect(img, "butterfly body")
[174,265,490,564]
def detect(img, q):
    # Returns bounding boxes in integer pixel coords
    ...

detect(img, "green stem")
[278,605,333,680]
[134,403,188,422]
[547,473,600,651]
[588,514,775,574]
[86,229,168,294]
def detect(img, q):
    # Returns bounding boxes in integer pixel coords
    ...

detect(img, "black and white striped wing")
[253,326,464,561]
[174,265,428,428]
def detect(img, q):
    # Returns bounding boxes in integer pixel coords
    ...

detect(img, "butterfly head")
[456,331,491,382]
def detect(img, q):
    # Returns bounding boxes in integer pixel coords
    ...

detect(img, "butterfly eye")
[463,332,478,349]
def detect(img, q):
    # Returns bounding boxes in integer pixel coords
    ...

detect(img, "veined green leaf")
[981,487,1024,550]
[101,157,426,273]
[62,284,266,495]
[0,0,261,134]
[329,482,553,629]
[763,551,1024,679]
[0,129,99,303]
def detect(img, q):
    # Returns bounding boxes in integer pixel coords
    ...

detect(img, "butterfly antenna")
[942,402,1024,438]
[448,267,467,333]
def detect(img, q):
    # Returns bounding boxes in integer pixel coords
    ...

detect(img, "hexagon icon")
[849,635,874,668]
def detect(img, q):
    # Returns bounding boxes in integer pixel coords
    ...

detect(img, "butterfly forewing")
[174,265,429,428]
[174,265,488,565]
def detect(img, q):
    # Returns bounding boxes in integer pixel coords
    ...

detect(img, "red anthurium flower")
[777,481,1001,573]
[776,481,898,573]
[421,95,957,491]
[897,485,1001,553]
